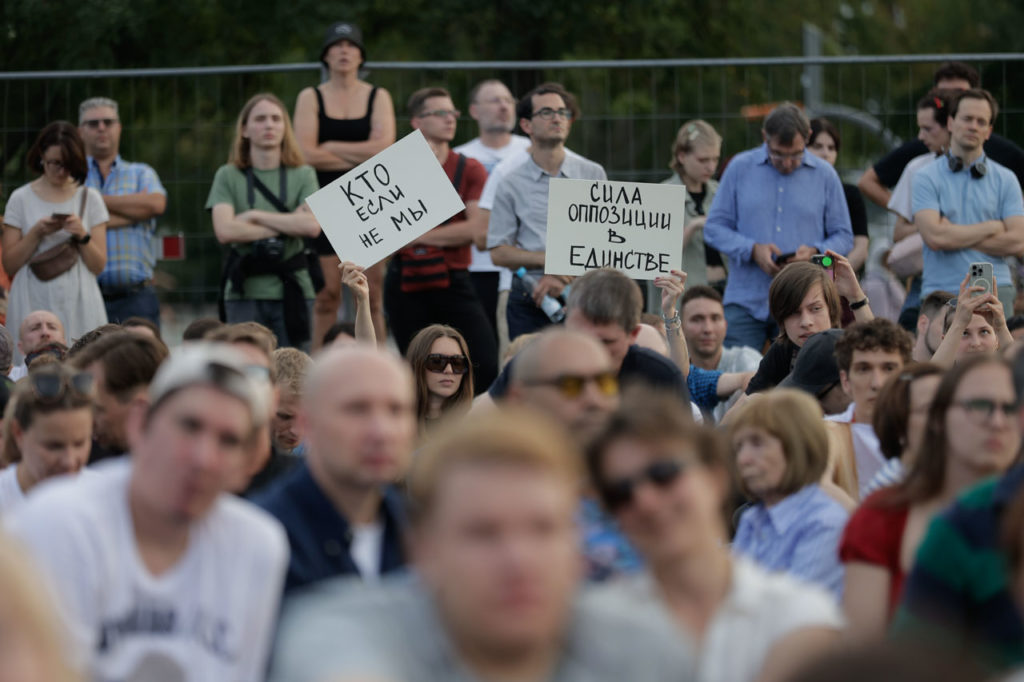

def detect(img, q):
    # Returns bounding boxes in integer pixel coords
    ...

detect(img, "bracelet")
[850,296,869,310]
[663,313,681,326]
[71,233,91,245]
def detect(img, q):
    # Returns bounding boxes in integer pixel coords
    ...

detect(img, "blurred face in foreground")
[416,462,579,660]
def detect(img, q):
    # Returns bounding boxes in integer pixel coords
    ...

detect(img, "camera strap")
[245,166,289,213]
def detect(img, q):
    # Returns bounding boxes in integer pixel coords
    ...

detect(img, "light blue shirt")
[732,483,848,600]
[911,154,1024,297]
[704,144,853,322]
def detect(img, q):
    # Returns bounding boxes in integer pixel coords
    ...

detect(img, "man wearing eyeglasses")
[487,83,607,340]
[79,97,167,328]
[383,87,497,393]
[7,344,288,681]
[254,345,416,593]
[704,102,853,352]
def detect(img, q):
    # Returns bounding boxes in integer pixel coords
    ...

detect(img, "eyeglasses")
[81,118,118,129]
[42,159,65,171]
[424,354,470,374]
[417,109,460,119]
[29,370,94,404]
[524,371,618,399]
[768,148,805,162]
[531,107,573,121]
[953,398,1016,422]
[600,459,686,511]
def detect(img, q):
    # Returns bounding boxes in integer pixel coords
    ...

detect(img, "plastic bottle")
[515,267,566,323]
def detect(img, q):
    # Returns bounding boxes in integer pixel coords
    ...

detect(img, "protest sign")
[305,130,466,268]
[544,179,686,279]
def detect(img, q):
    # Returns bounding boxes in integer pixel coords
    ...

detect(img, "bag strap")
[78,186,88,217]
[246,167,289,213]
[451,153,467,194]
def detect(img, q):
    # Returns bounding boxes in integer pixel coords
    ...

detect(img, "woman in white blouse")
[586,389,843,682]
[2,121,108,359]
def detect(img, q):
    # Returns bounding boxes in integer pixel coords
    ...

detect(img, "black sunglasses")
[424,353,469,374]
[81,118,118,129]
[599,459,686,512]
[29,370,94,403]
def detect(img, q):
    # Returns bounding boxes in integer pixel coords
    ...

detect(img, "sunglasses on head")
[600,459,686,512]
[526,371,618,399]
[29,370,94,404]
[424,353,469,374]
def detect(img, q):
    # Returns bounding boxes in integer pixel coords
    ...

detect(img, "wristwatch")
[72,233,91,245]
[850,296,869,310]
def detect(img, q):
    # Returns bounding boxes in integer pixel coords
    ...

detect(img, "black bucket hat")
[320,22,366,65]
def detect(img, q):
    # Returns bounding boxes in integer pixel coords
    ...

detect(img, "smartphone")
[968,262,995,297]
[51,213,70,220]
[811,254,834,268]
[774,252,795,264]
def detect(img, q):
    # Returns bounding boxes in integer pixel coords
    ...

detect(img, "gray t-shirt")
[270,576,696,682]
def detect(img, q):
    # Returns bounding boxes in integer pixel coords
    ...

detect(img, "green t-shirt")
[206,164,320,301]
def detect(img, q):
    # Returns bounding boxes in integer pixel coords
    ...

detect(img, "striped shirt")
[85,155,166,289]
[732,483,848,600]
[891,464,1024,671]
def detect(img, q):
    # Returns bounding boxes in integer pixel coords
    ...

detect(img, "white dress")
[3,184,109,361]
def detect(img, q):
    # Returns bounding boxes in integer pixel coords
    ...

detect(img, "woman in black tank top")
[294,22,396,350]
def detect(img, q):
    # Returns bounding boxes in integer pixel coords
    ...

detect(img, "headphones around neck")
[947,152,988,179]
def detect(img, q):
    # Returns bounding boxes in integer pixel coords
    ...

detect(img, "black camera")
[251,237,286,263]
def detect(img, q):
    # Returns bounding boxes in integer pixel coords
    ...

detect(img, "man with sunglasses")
[254,345,416,593]
[487,83,606,340]
[383,87,497,393]
[7,344,288,681]
[704,102,853,352]
[79,97,167,327]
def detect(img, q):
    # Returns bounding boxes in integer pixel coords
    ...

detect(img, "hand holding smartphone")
[968,262,995,298]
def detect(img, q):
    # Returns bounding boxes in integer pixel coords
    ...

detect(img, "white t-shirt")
[888,153,939,221]
[603,558,843,682]
[6,459,288,682]
[826,403,886,497]
[8,363,27,382]
[0,466,25,516]
[350,522,384,581]
[454,135,530,288]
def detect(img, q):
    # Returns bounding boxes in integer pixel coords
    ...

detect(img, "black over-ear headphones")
[947,153,988,179]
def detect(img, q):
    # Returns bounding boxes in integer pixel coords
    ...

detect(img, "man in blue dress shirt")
[704,103,853,350]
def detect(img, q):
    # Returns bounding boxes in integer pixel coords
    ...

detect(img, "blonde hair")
[669,119,722,175]
[409,407,580,523]
[728,389,829,499]
[229,93,305,169]
[0,531,81,681]
[272,347,313,396]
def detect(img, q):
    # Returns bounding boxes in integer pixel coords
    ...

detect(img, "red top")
[839,488,911,617]
[439,151,487,270]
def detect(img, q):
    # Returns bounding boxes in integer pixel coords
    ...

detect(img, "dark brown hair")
[834,318,914,374]
[933,61,980,88]
[809,117,841,153]
[407,87,451,118]
[2,365,95,466]
[515,82,579,124]
[406,324,474,424]
[950,88,999,126]
[917,88,955,127]
[769,262,842,340]
[69,331,168,401]
[897,355,1012,505]
[26,121,88,184]
[872,362,944,461]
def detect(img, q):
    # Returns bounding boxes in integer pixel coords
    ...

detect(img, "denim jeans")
[724,304,777,351]
[103,285,161,328]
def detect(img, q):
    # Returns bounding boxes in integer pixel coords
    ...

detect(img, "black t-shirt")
[745,339,798,395]
[843,183,868,238]
[488,344,691,402]
[873,134,1024,189]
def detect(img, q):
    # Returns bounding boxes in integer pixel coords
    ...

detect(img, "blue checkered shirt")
[85,155,166,289]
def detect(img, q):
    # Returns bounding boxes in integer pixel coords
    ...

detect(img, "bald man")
[254,346,417,592]
[507,329,619,445]
[10,310,67,380]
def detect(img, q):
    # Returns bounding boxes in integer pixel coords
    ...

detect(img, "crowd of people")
[2,26,1024,680]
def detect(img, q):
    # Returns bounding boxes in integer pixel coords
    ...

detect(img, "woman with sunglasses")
[2,122,109,363]
[586,390,842,682]
[840,355,1019,642]
[729,389,849,599]
[406,324,473,433]
[0,365,95,515]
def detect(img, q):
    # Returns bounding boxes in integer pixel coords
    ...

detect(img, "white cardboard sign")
[305,129,466,268]
[544,178,686,280]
